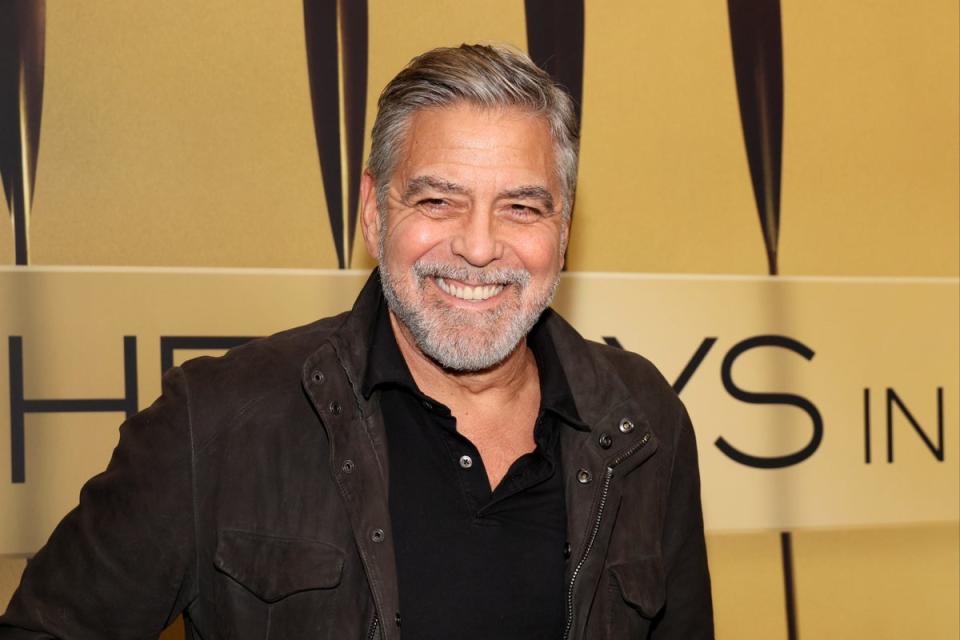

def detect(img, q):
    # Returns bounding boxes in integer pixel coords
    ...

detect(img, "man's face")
[361,103,568,372]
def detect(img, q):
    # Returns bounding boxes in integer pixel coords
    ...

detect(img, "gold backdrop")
[1,1,958,639]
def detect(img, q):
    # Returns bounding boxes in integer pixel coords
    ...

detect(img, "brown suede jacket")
[1,271,713,639]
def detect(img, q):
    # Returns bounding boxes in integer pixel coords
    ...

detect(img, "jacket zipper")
[366,615,380,640]
[562,431,651,640]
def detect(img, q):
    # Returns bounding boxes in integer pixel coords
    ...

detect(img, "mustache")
[412,261,531,287]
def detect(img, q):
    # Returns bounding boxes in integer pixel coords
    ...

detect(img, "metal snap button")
[563,542,572,559]
[576,468,592,484]
[395,612,402,627]
[329,400,342,415]
[459,455,473,469]
[619,418,635,434]
[371,528,385,543]
[341,459,355,474]
[311,370,325,384]
[598,432,613,449]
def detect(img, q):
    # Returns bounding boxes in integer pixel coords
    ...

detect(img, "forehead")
[396,103,557,185]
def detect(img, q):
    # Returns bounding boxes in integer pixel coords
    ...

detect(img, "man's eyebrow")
[402,175,472,201]
[498,186,555,212]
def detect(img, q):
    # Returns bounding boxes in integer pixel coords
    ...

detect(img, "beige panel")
[706,532,787,640]
[30,1,334,267]
[793,524,960,639]
[555,273,959,530]
[779,0,960,277]
[570,2,766,274]
[2,269,957,551]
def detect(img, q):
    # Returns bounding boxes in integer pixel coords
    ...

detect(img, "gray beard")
[379,259,559,372]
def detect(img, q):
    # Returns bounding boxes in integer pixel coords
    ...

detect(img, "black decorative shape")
[303,0,368,269]
[0,0,45,266]
[727,0,783,276]
[524,0,583,271]
[339,0,367,267]
[781,531,798,640]
[523,0,584,127]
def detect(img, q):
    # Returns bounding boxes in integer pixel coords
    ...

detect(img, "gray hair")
[367,44,580,221]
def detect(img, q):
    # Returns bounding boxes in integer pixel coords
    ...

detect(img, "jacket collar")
[358,273,586,430]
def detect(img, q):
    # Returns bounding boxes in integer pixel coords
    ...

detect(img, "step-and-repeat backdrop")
[2,2,958,639]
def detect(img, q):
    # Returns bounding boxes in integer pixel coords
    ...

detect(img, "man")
[1,45,712,639]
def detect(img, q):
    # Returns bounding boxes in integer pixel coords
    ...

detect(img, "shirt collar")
[360,295,586,430]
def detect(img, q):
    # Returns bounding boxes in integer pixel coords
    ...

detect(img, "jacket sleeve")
[651,404,714,639]
[0,367,197,639]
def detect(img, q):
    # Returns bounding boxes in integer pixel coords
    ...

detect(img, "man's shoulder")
[544,309,685,434]
[584,336,671,390]
[168,310,351,425]
[545,309,673,395]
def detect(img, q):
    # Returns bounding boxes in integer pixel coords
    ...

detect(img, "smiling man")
[1,45,712,640]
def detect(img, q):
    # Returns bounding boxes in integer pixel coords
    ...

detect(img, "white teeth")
[435,277,503,301]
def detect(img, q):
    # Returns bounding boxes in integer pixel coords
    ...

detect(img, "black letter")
[886,387,944,463]
[672,337,718,394]
[716,335,823,468]
[9,336,138,483]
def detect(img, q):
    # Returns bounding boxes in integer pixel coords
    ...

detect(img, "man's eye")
[507,204,541,218]
[418,198,447,208]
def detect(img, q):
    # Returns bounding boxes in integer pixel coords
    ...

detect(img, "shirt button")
[459,455,473,469]
[422,400,433,410]
[563,542,572,559]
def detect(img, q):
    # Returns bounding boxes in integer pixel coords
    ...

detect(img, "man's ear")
[359,171,381,260]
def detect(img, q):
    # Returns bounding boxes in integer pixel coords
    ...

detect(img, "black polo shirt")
[361,298,585,639]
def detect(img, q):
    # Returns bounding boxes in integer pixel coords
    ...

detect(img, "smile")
[434,277,505,301]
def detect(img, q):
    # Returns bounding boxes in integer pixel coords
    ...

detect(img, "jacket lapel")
[302,272,400,640]
[546,310,661,639]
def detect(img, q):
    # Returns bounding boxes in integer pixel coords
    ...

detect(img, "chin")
[379,259,560,372]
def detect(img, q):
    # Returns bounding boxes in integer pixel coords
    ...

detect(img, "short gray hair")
[367,44,580,220]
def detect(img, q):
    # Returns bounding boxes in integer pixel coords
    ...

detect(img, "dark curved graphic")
[728,0,783,276]
[523,0,584,128]
[524,0,583,270]
[304,0,368,269]
[0,0,45,266]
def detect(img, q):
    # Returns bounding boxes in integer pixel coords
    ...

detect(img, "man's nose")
[451,209,503,267]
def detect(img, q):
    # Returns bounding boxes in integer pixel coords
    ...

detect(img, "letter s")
[716,335,823,469]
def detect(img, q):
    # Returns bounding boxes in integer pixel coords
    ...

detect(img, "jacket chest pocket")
[213,529,348,640]
[604,556,666,639]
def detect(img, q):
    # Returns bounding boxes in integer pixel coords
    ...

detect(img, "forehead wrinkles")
[400,105,556,172]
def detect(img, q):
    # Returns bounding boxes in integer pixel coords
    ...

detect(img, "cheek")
[513,231,564,273]
[384,218,450,266]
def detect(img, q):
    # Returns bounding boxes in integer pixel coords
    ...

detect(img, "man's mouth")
[434,277,504,301]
